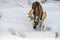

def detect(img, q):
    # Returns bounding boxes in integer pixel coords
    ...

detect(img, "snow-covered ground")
[0,1,60,39]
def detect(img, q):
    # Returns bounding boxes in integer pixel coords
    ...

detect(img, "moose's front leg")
[39,20,44,31]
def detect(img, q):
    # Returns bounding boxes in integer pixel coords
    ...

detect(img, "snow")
[42,2,60,33]
[0,1,60,39]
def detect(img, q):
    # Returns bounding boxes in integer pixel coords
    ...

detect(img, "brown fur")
[28,2,46,21]
[28,2,47,29]
[32,2,43,20]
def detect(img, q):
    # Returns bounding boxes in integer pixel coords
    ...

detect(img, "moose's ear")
[28,16,34,20]
[42,11,47,21]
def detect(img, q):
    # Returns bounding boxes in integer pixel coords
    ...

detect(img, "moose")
[28,2,47,30]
